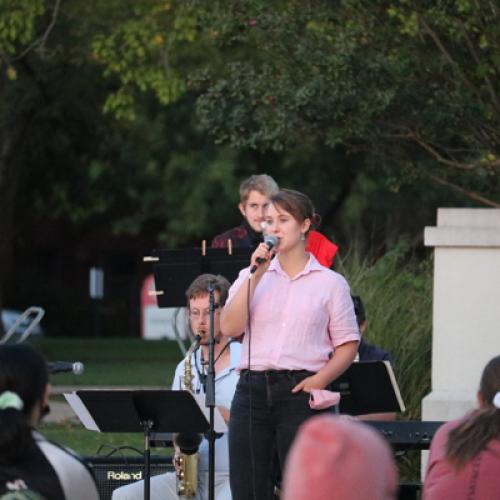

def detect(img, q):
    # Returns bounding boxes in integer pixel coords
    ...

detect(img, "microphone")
[47,361,85,375]
[250,234,278,274]
[174,432,203,455]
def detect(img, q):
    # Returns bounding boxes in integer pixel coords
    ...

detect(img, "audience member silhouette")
[0,344,99,500]
[423,354,500,500]
[282,414,398,500]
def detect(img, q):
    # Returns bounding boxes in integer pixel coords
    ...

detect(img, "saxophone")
[174,336,201,498]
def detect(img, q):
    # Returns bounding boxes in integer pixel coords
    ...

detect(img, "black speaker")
[85,455,174,500]
[398,482,422,500]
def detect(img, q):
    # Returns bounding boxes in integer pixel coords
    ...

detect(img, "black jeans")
[229,370,329,500]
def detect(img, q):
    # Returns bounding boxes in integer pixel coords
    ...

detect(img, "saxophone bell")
[174,335,203,498]
[175,432,203,455]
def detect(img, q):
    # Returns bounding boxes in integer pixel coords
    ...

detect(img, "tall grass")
[337,238,433,421]
[337,240,433,481]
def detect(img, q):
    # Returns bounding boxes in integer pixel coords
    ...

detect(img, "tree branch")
[424,171,500,208]
[13,0,62,61]
[418,15,479,98]
[385,128,500,171]
[460,21,500,115]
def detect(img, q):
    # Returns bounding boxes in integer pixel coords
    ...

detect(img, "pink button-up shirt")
[226,254,360,372]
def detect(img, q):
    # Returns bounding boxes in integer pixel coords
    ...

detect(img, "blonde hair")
[239,174,278,203]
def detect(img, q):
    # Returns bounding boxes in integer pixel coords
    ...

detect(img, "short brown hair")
[270,189,320,234]
[185,274,231,308]
[239,174,278,203]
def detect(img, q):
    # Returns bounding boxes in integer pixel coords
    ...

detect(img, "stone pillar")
[422,208,500,421]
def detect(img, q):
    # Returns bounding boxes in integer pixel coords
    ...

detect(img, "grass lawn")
[31,337,182,385]
[30,337,183,457]
[40,422,173,458]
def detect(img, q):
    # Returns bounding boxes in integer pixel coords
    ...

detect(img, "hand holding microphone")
[250,234,278,274]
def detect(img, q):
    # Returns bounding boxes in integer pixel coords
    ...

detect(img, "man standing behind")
[211,174,278,249]
[112,274,239,500]
[212,174,338,268]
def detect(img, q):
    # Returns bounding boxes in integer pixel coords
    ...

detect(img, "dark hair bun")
[311,213,321,229]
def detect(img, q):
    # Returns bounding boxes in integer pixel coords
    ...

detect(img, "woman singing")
[221,189,360,500]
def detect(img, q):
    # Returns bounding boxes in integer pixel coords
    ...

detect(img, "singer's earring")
[301,232,306,241]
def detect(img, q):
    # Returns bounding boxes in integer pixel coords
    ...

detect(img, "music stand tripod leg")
[206,281,217,500]
[142,419,154,500]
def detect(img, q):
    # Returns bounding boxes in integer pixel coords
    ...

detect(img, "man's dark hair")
[351,295,366,326]
[0,344,48,463]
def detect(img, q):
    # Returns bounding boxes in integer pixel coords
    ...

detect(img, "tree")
[192,0,500,206]
[0,0,265,335]
[92,1,499,205]
[0,0,57,333]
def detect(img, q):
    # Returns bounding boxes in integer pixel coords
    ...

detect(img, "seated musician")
[352,295,396,421]
[351,295,394,365]
[112,274,239,500]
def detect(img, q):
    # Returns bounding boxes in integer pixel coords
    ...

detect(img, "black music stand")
[148,247,252,308]
[329,361,406,415]
[67,390,210,500]
[145,246,251,500]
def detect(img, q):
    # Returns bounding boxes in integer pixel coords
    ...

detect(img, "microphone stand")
[205,281,217,500]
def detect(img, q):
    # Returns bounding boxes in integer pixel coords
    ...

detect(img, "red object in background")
[141,274,157,338]
[306,230,339,268]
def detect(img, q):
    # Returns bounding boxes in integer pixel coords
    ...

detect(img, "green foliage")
[23,91,251,245]
[187,0,500,204]
[0,0,45,55]
[195,1,397,148]
[2,0,498,261]
[337,238,433,420]
[90,0,205,119]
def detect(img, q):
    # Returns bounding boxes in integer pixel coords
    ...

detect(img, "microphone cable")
[246,272,258,500]
[196,340,231,392]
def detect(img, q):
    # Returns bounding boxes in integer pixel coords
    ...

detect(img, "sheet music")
[382,361,406,412]
[192,393,228,433]
[64,392,100,431]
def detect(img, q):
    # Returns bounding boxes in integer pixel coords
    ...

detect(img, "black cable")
[246,274,258,500]
[214,341,231,364]
[196,341,232,391]
[194,351,206,391]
